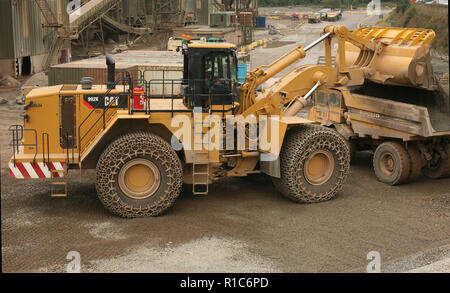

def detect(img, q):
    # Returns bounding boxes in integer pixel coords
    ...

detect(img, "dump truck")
[324,9,342,21]
[307,13,321,23]
[307,26,450,185]
[318,8,331,21]
[8,35,352,217]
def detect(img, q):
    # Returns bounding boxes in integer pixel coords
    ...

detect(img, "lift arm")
[237,32,331,114]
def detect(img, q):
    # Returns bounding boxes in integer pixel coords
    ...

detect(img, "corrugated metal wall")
[11,0,46,58]
[0,0,70,59]
[0,0,14,59]
[196,0,209,25]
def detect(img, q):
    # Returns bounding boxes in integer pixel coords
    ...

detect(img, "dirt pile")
[0,75,21,88]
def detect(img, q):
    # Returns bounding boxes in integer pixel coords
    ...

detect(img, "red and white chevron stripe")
[8,162,66,179]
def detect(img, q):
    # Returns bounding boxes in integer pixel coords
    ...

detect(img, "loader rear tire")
[96,131,183,218]
[373,141,410,185]
[272,124,350,203]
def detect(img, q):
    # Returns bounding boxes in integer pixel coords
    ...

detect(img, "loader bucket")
[342,27,436,90]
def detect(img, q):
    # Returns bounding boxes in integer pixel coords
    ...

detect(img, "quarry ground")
[1,9,449,273]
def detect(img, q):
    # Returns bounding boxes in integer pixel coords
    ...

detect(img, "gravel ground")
[1,9,449,273]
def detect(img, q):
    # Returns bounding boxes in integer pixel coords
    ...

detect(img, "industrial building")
[0,0,70,76]
[0,0,259,77]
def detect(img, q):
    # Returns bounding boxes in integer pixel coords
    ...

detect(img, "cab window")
[329,93,341,107]
[316,91,328,106]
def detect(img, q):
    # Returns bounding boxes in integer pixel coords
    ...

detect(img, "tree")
[396,0,411,13]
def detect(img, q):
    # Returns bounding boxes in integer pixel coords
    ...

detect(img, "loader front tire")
[96,131,183,218]
[272,124,350,203]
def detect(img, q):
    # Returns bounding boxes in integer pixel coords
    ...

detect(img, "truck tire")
[272,124,350,203]
[407,144,425,183]
[96,131,183,218]
[422,149,450,179]
[373,141,410,185]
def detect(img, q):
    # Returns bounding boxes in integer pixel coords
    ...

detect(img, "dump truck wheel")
[422,151,450,179]
[96,131,183,218]
[272,124,350,203]
[407,145,425,182]
[373,142,410,185]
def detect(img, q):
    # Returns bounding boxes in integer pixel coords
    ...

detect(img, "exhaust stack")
[106,54,116,90]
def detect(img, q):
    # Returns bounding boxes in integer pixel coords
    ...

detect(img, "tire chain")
[96,131,183,218]
[273,124,350,203]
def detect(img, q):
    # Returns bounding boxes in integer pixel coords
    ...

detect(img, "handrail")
[8,125,38,167]
[145,78,235,115]
[78,71,133,159]
[42,132,50,169]
[78,71,131,131]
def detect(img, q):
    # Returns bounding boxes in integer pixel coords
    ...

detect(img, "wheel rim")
[118,159,160,199]
[304,150,335,185]
[380,152,396,176]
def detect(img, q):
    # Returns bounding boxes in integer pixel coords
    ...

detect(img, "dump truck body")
[310,86,450,140]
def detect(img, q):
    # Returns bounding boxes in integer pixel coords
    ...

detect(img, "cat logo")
[105,96,119,107]
[83,94,128,110]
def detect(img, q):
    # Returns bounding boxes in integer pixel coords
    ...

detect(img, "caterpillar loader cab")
[181,41,239,109]
[8,34,353,218]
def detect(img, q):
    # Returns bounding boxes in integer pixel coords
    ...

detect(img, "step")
[193,190,208,195]
[50,193,68,198]
[51,169,67,178]
[51,182,67,185]
[50,180,68,197]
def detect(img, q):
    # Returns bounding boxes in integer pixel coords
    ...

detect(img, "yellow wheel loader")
[8,37,352,217]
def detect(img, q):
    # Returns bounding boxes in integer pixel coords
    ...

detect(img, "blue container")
[256,16,266,28]
[238,63,247,83]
